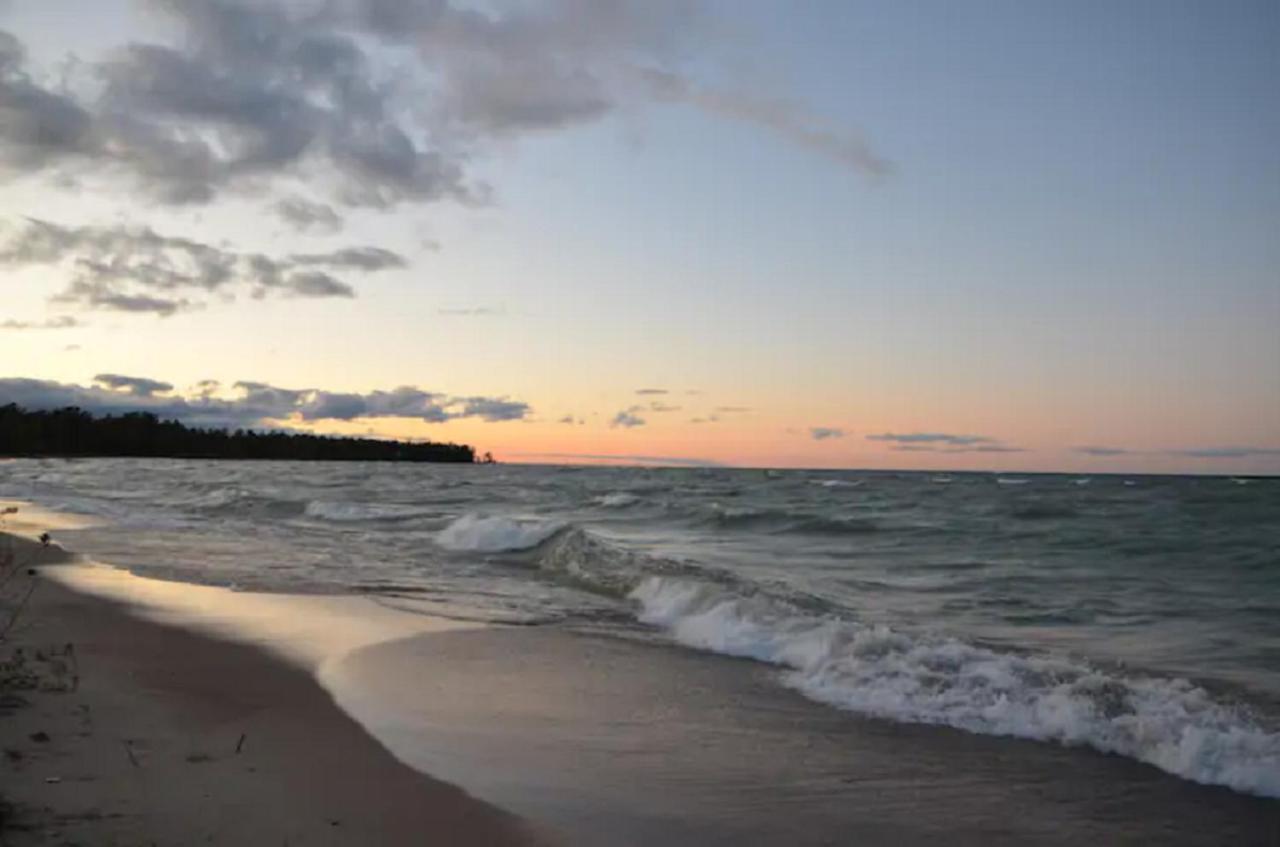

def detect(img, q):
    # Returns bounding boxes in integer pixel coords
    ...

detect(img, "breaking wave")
[629,576,1280,798]
[436,513,565,553]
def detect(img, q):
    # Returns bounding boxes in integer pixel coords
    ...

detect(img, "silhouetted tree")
[0,404,475,463]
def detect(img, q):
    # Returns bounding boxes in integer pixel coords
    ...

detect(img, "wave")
[808,479,865,489]
[303,500,435,523]
[701,504,879,536]
[629,576,1280,798]
[595,492,641,509]
[436,513,565,553]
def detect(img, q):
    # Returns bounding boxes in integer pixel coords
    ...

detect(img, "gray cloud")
[610,407,646,428]
[635,388,668,395]
[1073,445,1133,457]
[1169,447,1280,459]
[869,432,1025,454]
[0,376,531,429]
[0,1,887,212]
[810,427,844,441]
[438,306,505,317]
[641,69,892,178]
[284,270,355,298]
[290,246,407,271]
[94,373,174,396]
[0,218,399,315]
[273,197,343,233]
[1,315,80,330]
[869,432,998,447]
[509,451,723,468]
[649,402,680,413]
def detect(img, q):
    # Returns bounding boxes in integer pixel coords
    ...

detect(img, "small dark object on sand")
[37,533,50,547]
[28,731,49,743]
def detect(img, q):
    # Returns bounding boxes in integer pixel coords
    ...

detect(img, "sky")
[0,0,1277,473]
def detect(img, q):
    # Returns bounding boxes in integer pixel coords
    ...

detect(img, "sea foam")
[436,513,564,553]
[630,576,1280,798]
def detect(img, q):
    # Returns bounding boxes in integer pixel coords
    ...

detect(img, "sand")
[0,534,549,846]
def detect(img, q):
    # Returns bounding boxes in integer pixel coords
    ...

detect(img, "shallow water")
[1,458,1277,797]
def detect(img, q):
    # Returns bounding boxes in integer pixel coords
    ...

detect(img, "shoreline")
[2,530,1277,845]
[0,533,550,845]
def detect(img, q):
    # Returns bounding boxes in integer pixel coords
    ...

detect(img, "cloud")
[649,402,680,413]
[868,432,997,447]
[93,373,174,396]
[283,270,355,298]
[610,407,646,428]
[640,69,892,178]
[509,451,723,468]
[0,1,887,212]
[0,218,399,315]
[273,197,343,233]
[714,406,751,414]
[289,246,407,271]
[1169,447,1280,459]
[1,315,80,330]
[868,431,1025,454]
[810,427,844,441]
[1073,445,1133,457]
[0,376,531,429]
[438,306,505,317]
[635,388,668,395]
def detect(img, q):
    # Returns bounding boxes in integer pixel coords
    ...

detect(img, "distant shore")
[0,533,543,846]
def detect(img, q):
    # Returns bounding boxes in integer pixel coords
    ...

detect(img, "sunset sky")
[1,0,1277,472]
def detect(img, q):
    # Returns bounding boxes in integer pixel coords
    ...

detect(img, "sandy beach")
[0,533,547,846]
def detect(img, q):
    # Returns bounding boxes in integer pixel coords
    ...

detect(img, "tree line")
[0,404,477,463]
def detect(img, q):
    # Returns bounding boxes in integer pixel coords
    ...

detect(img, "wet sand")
[329,626,1280,846]
[0,535,547,846]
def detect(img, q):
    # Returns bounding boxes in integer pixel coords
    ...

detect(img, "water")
[1,458,1278,797]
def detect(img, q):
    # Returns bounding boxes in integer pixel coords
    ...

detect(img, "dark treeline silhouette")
[0,404,476,463]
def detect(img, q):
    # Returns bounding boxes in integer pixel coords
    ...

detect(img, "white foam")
[630,576,1280,798]
[596,492,640,508]
[304,500,432,523]
[435,513,564,553]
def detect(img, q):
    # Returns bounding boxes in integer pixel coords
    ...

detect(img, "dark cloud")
[0,315,80,330]
[610,407,646,428]
[0,2,888,211]
[635,388,668,395]
[454,396,531,422]
[810,427,844,441]
[273,197,343,233]
[1170,447,1280,459]
[0,376,531,429]
[0,218,399,315]
[93,373,174,396]
[1073,445,1133,457]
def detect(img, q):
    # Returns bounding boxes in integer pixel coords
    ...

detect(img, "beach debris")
[37,533,51,547]
[235,732,247,754]
[185,752,213,764]
[28,731,49,743]
[122,740,140,768]
[43,776,60,784]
